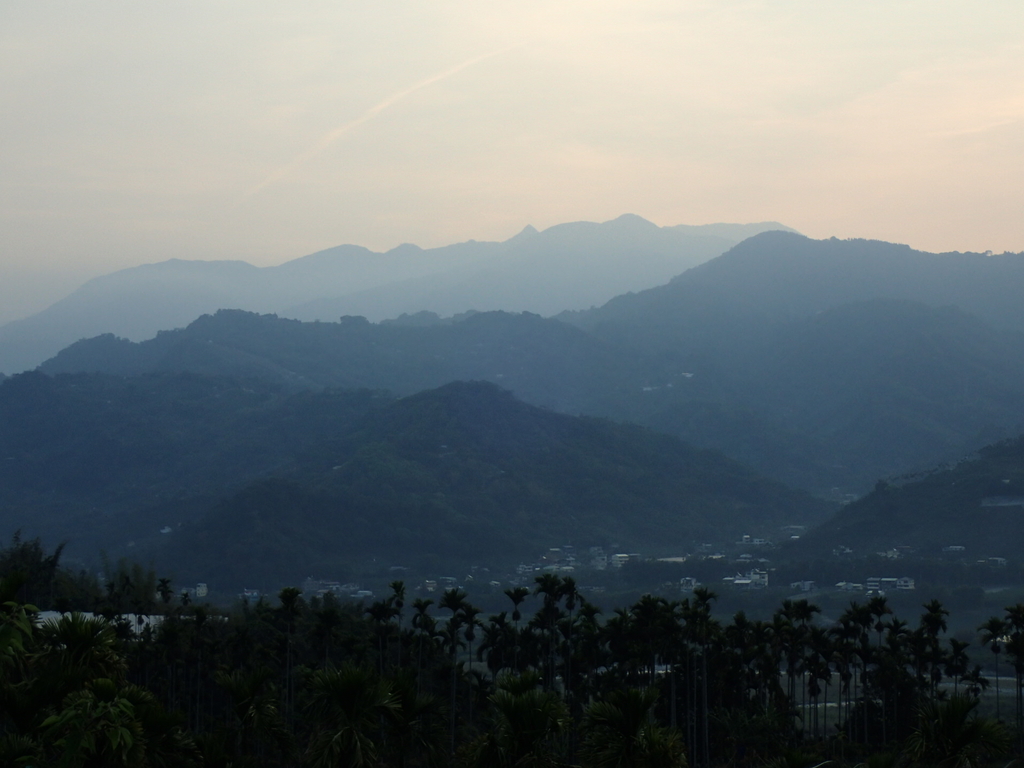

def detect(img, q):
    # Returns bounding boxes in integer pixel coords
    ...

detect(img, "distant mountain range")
[0,373,824,588]
[9,226,1024,581]
[40,231,1024,497]
[0,216,794,375]
[561,231,1024,490]
[565,231,1024,341]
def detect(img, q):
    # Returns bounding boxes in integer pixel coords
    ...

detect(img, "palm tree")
[580,687,687,768]
[534,574,566,690]
[946,638,971,695]
[805,625,832,739]
[867,595,891,647]
[796,605,819,735]
[979,616,1008,721]
[505,586,530,673]
[304,664,398,768]
[313,601,343,667]
[462,602,483,726]
[215,666,292,761]
[1003,603,1024,735]
[156,577,174,606]
[920,599,950,697]
[33,612,126,711]
[962,665,990,700]
[574,599,606,707]
[839,600,874,743]
[905,693,1009,768]
[366,598,398,673]
[684,587,717,768]
[478,612,512,679]
[881,615,913,743]
[463,671,570,768]
[561,576,579,703]
[277,586,303,720]
[411,597,435,692]
[440,587,469,755]
[389,580,406,666]
[773,603,799,713]
[383,672,445,768]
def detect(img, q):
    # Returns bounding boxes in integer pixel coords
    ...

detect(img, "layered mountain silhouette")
[40,230,1024,497]
[0,373,824,588]
[41,309,653,416]
[565,231,1024,343]
[0,216,793,375]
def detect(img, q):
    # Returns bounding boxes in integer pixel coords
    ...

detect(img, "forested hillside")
[41,295,1024,497]
[791,435,1024,557]
[41,309,653,416]
[0,372,826,588]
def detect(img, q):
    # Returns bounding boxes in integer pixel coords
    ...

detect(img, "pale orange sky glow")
[2,0,1023,322]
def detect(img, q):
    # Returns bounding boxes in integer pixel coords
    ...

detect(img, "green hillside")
[41,309,655,415]
[792,435,1024,558]
[0,373,827,589]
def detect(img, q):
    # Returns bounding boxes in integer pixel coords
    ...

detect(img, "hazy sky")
[2,1,1023,320]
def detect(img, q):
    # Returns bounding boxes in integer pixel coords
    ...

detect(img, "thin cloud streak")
[243,44,524,199]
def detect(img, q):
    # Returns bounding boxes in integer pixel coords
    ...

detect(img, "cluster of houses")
[835,576,916,593]
[723,569,769,589]
[514,546,644,576]
[275,529,961,605]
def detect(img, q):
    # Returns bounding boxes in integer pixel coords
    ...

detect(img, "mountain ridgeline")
[42,233,1024,497]
[0,372,825,588]
[10,227,1024,577]
[0,216,793,375]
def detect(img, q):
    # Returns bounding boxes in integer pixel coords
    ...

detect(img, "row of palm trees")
[364,578,1024,765]
[3,569,1024,767]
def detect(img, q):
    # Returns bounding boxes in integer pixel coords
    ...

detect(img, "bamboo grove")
[3,563,1024,767]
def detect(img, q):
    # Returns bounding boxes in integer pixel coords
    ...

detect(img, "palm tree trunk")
[823,674,829,741]
[450,647,458,757]
[702,644,710,768]
[993,653,1000,721]
[670,667,677,729]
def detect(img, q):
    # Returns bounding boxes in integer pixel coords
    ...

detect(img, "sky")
[2,1,1023,323]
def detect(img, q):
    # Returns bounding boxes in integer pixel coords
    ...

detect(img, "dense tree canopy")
[2,540,1022,767]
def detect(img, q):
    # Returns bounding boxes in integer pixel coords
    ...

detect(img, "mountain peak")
[609,213,657,229]
[385,242,424,257]
[508,224,539,243]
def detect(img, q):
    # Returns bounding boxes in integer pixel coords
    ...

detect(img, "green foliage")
[9,547,1024,768]
[462,672,570,768]
[304,664,399,768]
[1,601,199,768]
[580,687,687,768]
[0,574,36,668]
[905,694,1010,768]
[41,678,147,767]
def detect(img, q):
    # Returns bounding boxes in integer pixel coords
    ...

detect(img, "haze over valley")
[0,216,792,375]
[2,219,1024,601]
